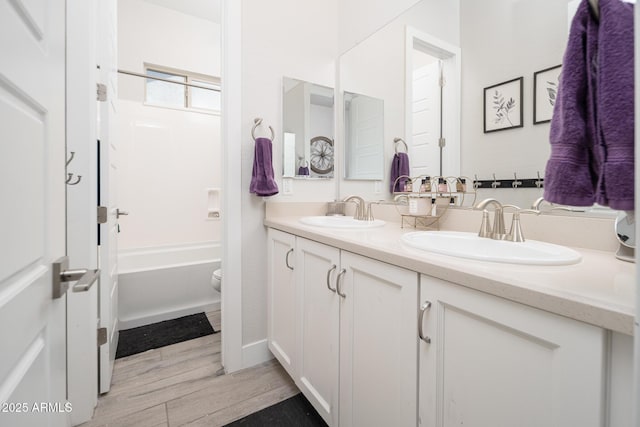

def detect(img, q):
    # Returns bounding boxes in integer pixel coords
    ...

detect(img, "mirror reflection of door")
[411,53,442,177]
[344,92,384,180]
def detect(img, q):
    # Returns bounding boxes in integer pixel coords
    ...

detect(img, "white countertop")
[265,215,636,335]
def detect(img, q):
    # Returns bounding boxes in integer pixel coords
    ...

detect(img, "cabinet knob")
[418,301,432,343]
[326,265,337,293]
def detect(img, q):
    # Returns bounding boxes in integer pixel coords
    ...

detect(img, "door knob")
[116,209,129,218]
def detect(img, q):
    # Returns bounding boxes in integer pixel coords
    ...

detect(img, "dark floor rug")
[115,312,217,359]
[224,393,327,427]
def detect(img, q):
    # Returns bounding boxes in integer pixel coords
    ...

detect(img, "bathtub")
[118,242,221,329]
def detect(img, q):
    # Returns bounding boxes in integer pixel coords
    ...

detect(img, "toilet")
[211,268,222,292]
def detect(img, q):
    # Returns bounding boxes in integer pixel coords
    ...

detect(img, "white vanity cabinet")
[266,228,297,378]
[268,230,419,427]
[418,274,607,427]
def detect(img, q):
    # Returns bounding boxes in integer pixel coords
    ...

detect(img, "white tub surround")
[118,242,220,329]
[264,203,633,335]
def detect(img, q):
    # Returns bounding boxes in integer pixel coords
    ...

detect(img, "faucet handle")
[478,210,492,238]
[503,207,540,242]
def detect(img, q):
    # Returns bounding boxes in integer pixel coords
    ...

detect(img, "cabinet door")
[296,238,341,426]
[419,275,606,427]
[267,229,297,378]
[340,251,419,427]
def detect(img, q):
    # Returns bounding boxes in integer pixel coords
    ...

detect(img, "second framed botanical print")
[533,64,562,124]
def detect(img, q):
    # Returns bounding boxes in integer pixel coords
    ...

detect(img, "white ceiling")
[143,0,221,23]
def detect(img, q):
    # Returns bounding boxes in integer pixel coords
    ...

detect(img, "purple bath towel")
[390,152,410,193]
[544,0,634,210]
[250,137,279,197]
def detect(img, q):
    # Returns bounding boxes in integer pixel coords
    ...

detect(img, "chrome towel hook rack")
[251,118,275,141]
[393,137,408,154]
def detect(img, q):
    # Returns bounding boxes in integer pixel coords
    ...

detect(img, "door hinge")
[97,83,107,102]
[97,327,108,346]
[97,206,108,224]
[438,137,446,148]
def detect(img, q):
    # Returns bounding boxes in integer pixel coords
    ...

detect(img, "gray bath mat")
[116,312,217,359]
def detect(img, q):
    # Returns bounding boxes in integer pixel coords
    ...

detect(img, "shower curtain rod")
[117,69,221,92]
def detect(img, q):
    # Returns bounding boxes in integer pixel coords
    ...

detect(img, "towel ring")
[251,118,275,141]
[394,137,408,154]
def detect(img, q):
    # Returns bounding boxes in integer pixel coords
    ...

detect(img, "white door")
[0,1,68,426]
[419,274,605,427]
[65,0,100,423]
[339,252,418,427]
[97,0,119,394]
[295,238,340,426]
[411,60,441,177]
[267,229,297,378]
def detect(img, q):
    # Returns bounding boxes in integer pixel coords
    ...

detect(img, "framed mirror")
[282,77,335,179]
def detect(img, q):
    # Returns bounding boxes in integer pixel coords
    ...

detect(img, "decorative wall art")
[483,77,523,133]
[533,64,562,124]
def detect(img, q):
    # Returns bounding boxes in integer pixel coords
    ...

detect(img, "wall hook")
[512,172,522,188]
[491,173,501,189]
[66,151,76,166]
[66,173,82,185]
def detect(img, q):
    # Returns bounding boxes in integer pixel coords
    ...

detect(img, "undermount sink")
[299,216,386,229]
[401,231,582,266]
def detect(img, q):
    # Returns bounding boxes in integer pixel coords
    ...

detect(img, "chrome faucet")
[474,198,506,240]
[343,195,366,220]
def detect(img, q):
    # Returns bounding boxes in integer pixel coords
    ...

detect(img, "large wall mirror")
[337,0,612,213]
[283,77,335,179]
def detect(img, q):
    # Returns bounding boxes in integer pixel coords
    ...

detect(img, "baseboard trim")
[242,339,273,368]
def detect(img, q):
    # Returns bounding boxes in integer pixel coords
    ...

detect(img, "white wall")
[240,0,339,346]
[338,0,422,54]
[460,0,572,187]
[117,0,221,250]
[118,0,220,75]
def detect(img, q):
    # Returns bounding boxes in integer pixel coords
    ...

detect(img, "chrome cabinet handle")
[326,265,337,293]
[336,268,347,298]
[285,248,294,270]
[418,301,432,343]
[116,209,129,218]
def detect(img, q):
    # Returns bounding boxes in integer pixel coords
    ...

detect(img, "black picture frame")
[533,64,562,124]
[483,77,524,133]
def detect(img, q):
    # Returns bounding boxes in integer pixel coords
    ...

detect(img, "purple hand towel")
[390,152,410,193]
[544,0,634,210]
[298,166,309,176]
[250,137,279,197]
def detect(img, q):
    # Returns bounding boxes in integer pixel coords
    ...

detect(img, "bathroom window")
[145,66,220,112]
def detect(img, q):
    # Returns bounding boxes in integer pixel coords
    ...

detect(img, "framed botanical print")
[483,77,524,133]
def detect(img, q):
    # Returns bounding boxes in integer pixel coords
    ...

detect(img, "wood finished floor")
[81,311,298,427]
